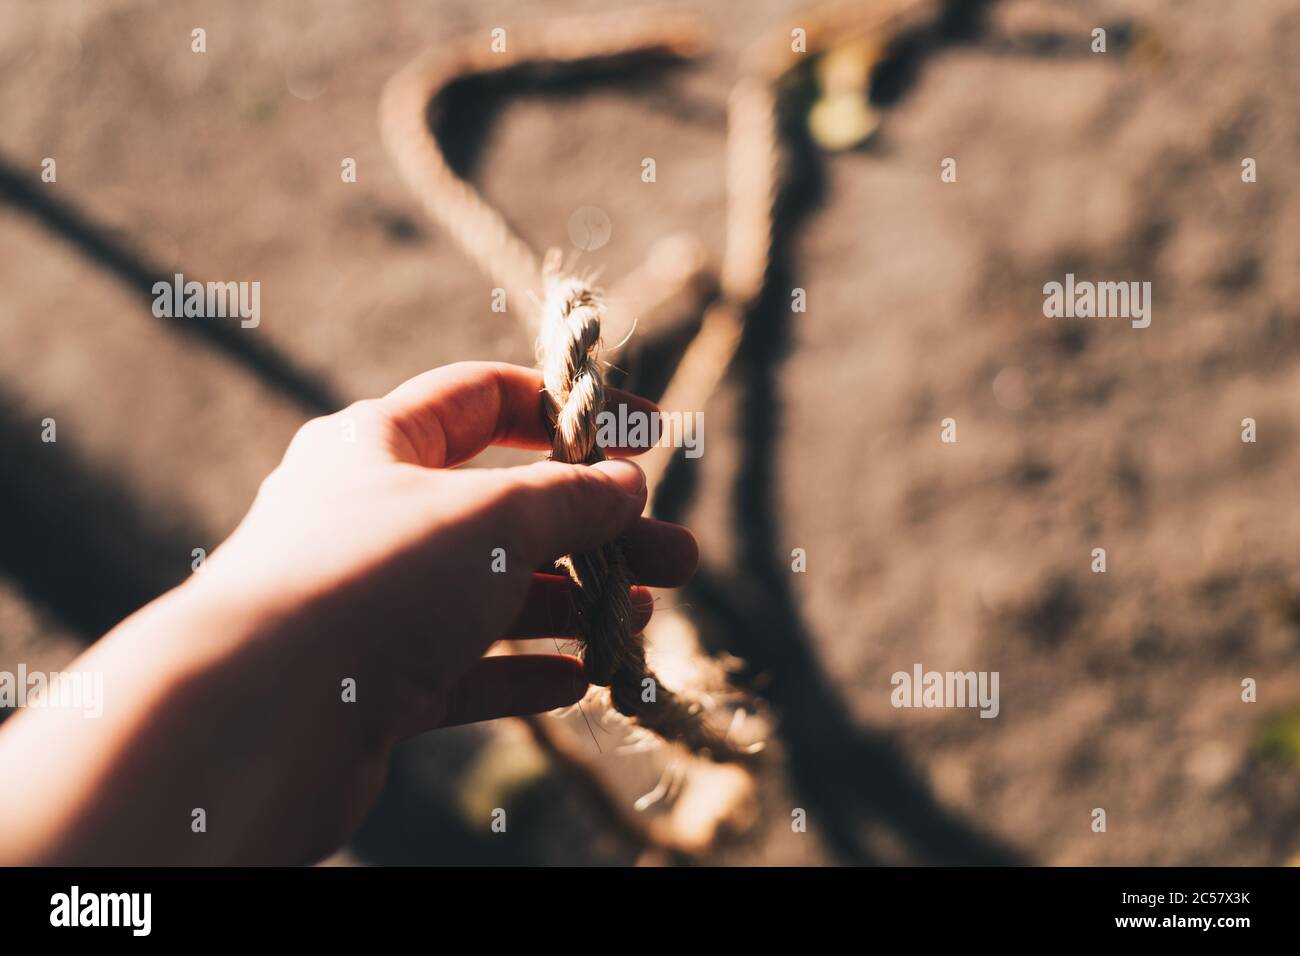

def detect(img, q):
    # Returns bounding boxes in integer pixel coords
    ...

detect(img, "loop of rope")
[380,3,935,763]
[381,13,756,762]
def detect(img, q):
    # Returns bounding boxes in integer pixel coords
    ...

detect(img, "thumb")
[490,458,646,564]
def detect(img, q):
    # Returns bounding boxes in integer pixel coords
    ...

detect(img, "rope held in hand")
[536,253,751,761]
[381,15,755,762]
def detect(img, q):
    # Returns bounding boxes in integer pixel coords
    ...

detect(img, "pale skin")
[0,362,697,865]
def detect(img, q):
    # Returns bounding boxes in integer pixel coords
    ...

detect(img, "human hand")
[0,361,697,864]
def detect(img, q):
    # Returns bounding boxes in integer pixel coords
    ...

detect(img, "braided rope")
[379,0,938,772]
[380,12,707,334]
[641,76,777,497]
[536,254,756,761]
[381,13,755,763]
[641,0,937,496]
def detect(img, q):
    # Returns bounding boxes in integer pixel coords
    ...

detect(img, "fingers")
[619,517,699,587]
[508,574,655,639]
[491,458,649,564]
[434,654,588,729]
[379,361,659,467]
[537,517,699,587]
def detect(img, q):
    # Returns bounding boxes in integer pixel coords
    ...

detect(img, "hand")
[0,362,698,864]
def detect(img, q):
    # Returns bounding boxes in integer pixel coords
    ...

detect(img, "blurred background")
[2,0,1300,865]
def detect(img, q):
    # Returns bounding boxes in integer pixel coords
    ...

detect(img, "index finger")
[379,361,659,467]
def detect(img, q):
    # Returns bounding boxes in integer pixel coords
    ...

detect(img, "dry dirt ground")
[2,0,1299,865]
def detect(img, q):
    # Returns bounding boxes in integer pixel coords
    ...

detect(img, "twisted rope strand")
[381,0,940,785]
[382,16,756,762]
[380,12,708,333]
[536,259,757,762]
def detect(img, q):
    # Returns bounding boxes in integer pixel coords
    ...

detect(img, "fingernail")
[593,458,646,496]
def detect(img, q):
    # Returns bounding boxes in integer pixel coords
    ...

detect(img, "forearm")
[0,578,349,865]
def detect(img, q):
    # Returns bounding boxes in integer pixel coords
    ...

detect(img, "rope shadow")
[0,156,339,415]
[655,0,1025,865]
[433,52,703,180]
[0,394,205,638]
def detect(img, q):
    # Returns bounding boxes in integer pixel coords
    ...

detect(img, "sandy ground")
[1,0,1299,865]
